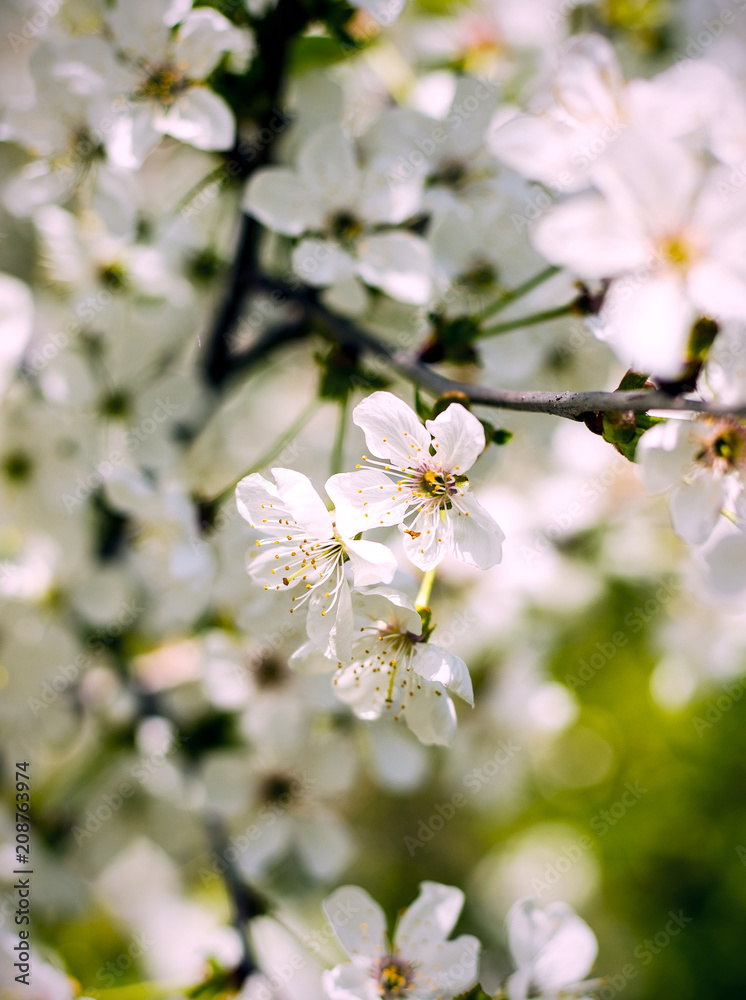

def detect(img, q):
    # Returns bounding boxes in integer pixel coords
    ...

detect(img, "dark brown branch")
[246,273,746,421]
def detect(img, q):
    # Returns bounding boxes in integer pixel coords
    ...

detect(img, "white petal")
[394,882,464,955]
[599,271,694,379]
[705,530,746,594]
[403,508,452,571]
[299,123,360,208]
[669,476,725,545]
[323,961,380,1000]
[404,680,457,746]
[359,156,423,224]
[293,238,356,287]
[412,645,473,705]
[356,231,433,305]
[688,259,746,323]
[426,403,485,472]
[158,87,235,151]
[0,274,33,393]
[307,578,354,662]
[531,907,598,991]
[450,493,504,570]
[235,471,285,528]
[295,813,355,880]
[243,167,322,236]
[532,195,647,278]
[322,886,387,961]
[344,538,397,586]
[488,115,579,189]
[553,33,623,126]
[366,725,428,792]
[175,8,241,79]
[352,391,431,465]
[327,469,410,532]
[271,467,333,540]
[412,935,481,995]
[635,420,698,493]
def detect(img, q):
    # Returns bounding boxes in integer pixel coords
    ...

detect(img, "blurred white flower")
[504,898,598,1000]
[243,123,432,305]
[637,416,746,544]
[107,0,253,166]
[322,881,480,1000]
[327,391,504,571]
[532,139,746,377]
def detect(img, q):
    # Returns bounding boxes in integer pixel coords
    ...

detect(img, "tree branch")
[246,274,746,422]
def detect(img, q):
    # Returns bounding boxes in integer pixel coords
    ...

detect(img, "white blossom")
[322,882,480,1000]
[327,391,504,571]
[504,898,598,1000]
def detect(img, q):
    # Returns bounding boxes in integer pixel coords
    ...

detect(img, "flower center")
[330,211,363,243]
[694,419,746,471]
[659,234,692,269]
[140,63,187,105]
[374,955,416,998]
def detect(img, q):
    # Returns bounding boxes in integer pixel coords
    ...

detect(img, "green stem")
[475,265,561,322]
[478,301,576,339]
[415,568,436,610]
[330,400,348,478]
[207,397,321,508]
[88,983,188,1000]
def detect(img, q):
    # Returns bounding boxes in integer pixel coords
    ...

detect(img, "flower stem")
[207,397,321,508]
[415,568,436,610]
[478,301,576,339]
[330,400,348,477]
[475,265,561,323]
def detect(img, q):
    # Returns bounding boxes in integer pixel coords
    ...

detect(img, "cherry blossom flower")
[322,881,480,1000]
[242,123,432,305]
[326,392,504,571]
[306,588,474,747]
[504,899,598,1000]
[636,416,746,544]
[107,0,253,167]
[236,468,397,661]
[531,138,746,377]
[489,33,732,194]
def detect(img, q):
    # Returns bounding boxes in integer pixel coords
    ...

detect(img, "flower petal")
[427,403,485,472]
[293,238,356,287]
[450,493,504,570]
[344,538,397,586]
[327,469,410,532]
[159,87,235,151]
[352,391,431,465]
[403,508,452,571]
[322,886,387,961]
[395,882,465,957]
[669,476,725,545]
[356,231,433,305]
[243,167,323,236]
[403,680,457,746]
[412,644,473,705]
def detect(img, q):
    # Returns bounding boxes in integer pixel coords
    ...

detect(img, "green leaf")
[453,985,494,1000]
[288,35,354,74]
[480,419,513,447]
